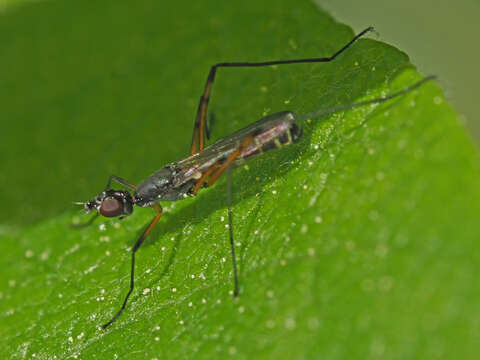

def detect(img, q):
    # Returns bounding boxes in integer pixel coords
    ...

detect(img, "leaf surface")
[1,1,479,359]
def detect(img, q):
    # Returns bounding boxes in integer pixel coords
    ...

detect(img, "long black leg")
[102,205,163,329]
[299,75,437,121]
[226,166,239,297]
[189,26,374,155]
[206,112,215,141]
[105,175,136,191]
[193,137,252,294]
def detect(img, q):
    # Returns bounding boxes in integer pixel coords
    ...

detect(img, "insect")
[74,27,434,329]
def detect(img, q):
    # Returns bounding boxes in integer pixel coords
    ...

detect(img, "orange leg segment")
[191,136,253,196]
[207,136,253,187]
[192,162,220,195]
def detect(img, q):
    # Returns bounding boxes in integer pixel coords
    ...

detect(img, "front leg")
[101,204,163,329]
[105,175,136,191]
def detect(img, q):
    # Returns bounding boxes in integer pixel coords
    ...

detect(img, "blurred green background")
[1,0,479,227]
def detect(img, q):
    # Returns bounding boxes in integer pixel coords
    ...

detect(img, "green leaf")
[1,1,479,359]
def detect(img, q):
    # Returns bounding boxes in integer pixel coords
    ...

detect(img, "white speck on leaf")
[301,224,308,233]
[84,264,98,275]
[285,317,296,330]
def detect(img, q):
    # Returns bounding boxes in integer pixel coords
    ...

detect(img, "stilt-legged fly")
[74,27,435,329]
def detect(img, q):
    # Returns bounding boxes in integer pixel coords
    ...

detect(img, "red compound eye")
[99,197,124,217]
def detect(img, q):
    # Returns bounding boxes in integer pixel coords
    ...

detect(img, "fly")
[74,27,435,329]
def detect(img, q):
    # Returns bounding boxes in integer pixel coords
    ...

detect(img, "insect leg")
[299,75,437,121]
[105,175,137,191]
[193,136,253,197]
[206,112,215,141]
[225,165,239,296]
[192,162,220,195]
[198,137,253,295]
[70,212,100,229]
[189,27,374,155]
[206,136,253,187]
[101,204,163,329]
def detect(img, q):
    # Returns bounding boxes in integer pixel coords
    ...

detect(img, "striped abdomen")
[238,111,302,161]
